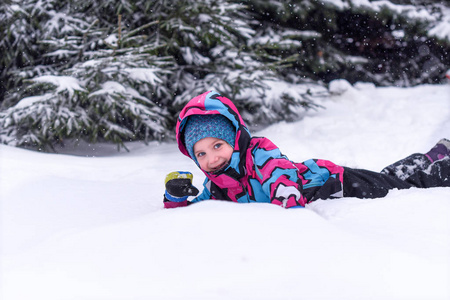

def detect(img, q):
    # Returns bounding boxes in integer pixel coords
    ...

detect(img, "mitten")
[164,171,199,209]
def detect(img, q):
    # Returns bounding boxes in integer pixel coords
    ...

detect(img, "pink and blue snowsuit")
[172,91,449,209]
[176,91,345,208]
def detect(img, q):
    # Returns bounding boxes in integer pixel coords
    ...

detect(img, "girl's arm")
[190,178,213,203]
[250,138,308,208]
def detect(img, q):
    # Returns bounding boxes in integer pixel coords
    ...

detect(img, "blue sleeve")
[190,178,213,203]
[251,137,307,208]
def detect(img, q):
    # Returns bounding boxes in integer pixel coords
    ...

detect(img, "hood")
[176,91,251,176]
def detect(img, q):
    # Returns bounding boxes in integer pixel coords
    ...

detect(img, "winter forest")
[0,0,449,151]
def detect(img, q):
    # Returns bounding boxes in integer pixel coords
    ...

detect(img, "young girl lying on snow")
[163,91,450,209]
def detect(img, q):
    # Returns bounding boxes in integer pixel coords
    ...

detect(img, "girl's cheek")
[198,158,206,168]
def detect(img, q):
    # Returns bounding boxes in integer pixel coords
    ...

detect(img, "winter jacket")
[175,91,345,208]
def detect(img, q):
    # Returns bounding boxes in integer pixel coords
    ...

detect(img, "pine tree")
[0,0,325,150]
[0,0,175,150]
[0,0,45,106]
[244,0,450,86]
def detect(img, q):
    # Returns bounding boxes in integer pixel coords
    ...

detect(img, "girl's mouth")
[211,161,230,174]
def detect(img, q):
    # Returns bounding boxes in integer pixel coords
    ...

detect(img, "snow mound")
[1,83,450,300]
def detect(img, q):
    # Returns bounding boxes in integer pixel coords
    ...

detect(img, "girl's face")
[193,137,233,172]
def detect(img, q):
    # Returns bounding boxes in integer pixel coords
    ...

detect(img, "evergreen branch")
[122,20,160,41]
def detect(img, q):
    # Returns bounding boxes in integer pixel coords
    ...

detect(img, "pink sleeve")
[163,200,188,209]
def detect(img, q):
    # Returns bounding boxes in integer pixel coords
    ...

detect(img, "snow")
[284,30,322,39]
[323,0,450,43]
[1,81,450,300]
[429,10,450,42]
[124,68,164,85]
[31,75,86,97]
[91,80,127,95]
[181,47,211,66]
[12,93,54,109]
[104,34,118,47]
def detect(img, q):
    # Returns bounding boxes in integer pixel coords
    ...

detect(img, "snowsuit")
[176,91,449,208]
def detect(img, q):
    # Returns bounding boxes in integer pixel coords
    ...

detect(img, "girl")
[164,91,450,209]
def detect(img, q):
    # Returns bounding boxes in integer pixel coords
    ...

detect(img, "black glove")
[164,171,199,208]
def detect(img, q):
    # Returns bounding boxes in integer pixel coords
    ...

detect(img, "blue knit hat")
[183,114,236,160]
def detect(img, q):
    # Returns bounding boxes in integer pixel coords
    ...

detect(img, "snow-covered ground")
[1,81,450,300]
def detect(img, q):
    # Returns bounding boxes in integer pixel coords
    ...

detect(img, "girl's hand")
[164,171,199,208]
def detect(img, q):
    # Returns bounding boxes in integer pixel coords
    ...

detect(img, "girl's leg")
[342,139,450,199]
[380,153,431,180]
[343,158,450,199]
[380,139,450,187]
[399,158,450,188]
[343,167,413,198]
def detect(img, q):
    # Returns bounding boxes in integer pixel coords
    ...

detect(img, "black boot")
[425,138,450,163]
[380,153,431,180]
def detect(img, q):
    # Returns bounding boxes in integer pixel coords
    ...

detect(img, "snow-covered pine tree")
[160,0,324,126]
[0,0,175,150]
[1,0,449,151]
[0,0,326,150]
[0,0,49,107]
[330,0,450,85]
[243,0,450,86]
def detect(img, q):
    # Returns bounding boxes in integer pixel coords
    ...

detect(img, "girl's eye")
[214,143,222,149]
[196,152,205,158]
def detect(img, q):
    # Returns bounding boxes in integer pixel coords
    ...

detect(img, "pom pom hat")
[184,114,236,160]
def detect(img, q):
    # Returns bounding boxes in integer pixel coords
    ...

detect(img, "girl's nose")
[209,154,219,165]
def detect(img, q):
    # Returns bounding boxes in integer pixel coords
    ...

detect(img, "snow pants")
[342,154,450,198]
